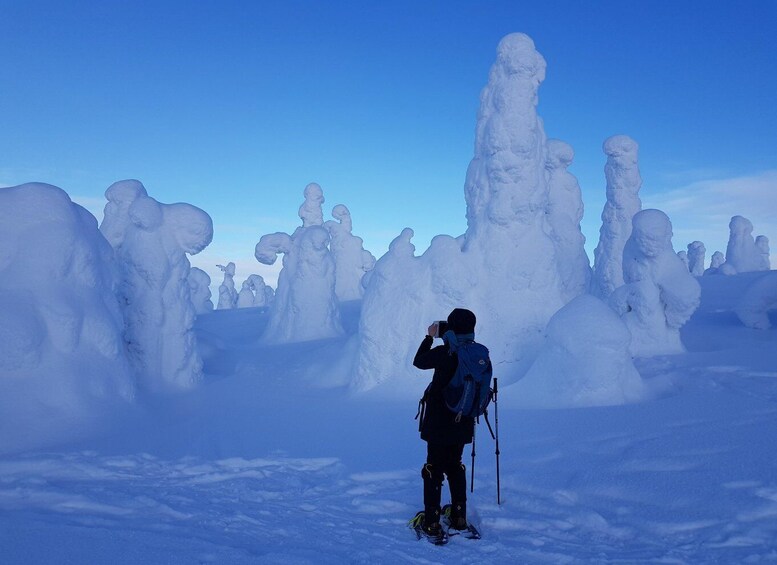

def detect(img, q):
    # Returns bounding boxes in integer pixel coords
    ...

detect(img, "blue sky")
[2,0,776,287]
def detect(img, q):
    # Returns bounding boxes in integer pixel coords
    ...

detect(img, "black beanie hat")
[447,308,476,334]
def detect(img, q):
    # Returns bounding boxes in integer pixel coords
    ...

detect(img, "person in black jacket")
[413,307,477,535]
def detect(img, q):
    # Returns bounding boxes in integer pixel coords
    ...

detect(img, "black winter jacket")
[413,335,475,446]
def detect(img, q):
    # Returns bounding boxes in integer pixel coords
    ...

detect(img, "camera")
[434,321,449,338]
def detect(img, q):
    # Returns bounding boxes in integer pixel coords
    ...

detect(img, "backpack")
[443,331,493,422]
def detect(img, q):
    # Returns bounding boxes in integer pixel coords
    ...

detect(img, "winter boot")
[448,501,467,530]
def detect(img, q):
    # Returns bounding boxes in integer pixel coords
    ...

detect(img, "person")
[413,307,480,536]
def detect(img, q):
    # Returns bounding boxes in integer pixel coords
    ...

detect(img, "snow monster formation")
[354,33,588,392]
[188,267,214,315]
[704,251,725,275]
[216,262,238,310]
[687,241,706,277]
[610,209,700,357]
[720,216,769,274]
[0,183,134,440]
[101,180,213,392]
[591,135,643,298]
[255,184,343,344]
[545,139,592,301]
[325,204,376,302]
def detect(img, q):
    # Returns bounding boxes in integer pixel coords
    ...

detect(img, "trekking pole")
[493,377,501,505]
[470,421,476,493]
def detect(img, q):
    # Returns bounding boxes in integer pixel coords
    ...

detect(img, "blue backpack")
[443,331,493,421]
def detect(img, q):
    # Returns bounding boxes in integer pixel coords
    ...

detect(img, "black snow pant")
[422,442,466,525]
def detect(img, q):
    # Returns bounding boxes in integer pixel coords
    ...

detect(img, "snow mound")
[735,271,777,330]
[515,294,644,408]
[0,183,134,449]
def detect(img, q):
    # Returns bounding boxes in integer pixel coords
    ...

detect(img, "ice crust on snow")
[216,262,238,310]
[591,135,643,298]
[325,204,376,302]
[610,209,701,356]
[256,186,343,343]
[104,181,213,392]
[188,267,214,315]
[0,183,134,423]
[735,272,777,330]
[355,33,585,391]
[515,294,644,408]
[687,241,706,276]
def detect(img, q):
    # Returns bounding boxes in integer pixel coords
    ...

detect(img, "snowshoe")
[442,504,481,540]
[408,511,449,545]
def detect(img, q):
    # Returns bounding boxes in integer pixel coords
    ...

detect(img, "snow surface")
[2,273,776,564]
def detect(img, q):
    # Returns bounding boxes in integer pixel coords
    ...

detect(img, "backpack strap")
[415,384,431,432]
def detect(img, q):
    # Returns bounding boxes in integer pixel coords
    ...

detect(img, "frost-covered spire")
[591,135,643,298]
[545,138,591,300]
[325,204,376,302]
[687,241,706,276]
[464,33,548,243]
[721,215,762,274]
[299,182,325,227]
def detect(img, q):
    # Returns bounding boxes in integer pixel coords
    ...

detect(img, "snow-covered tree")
[115,192,213,392]
[0,183,134,405]
[687,241,706,276]
[188,267,214,315]
[256,186,343,344]
[325,204,376,302]
[591,135,643,298]
[704,251,725,275]
[610,209,700,356]
[545,139,591,301]
[721,216,762,274]
[755,235,771,271]
[356,33,578,390]
[216,262,238,310]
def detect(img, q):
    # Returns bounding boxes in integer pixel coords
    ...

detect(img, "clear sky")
[3,0,776,288]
